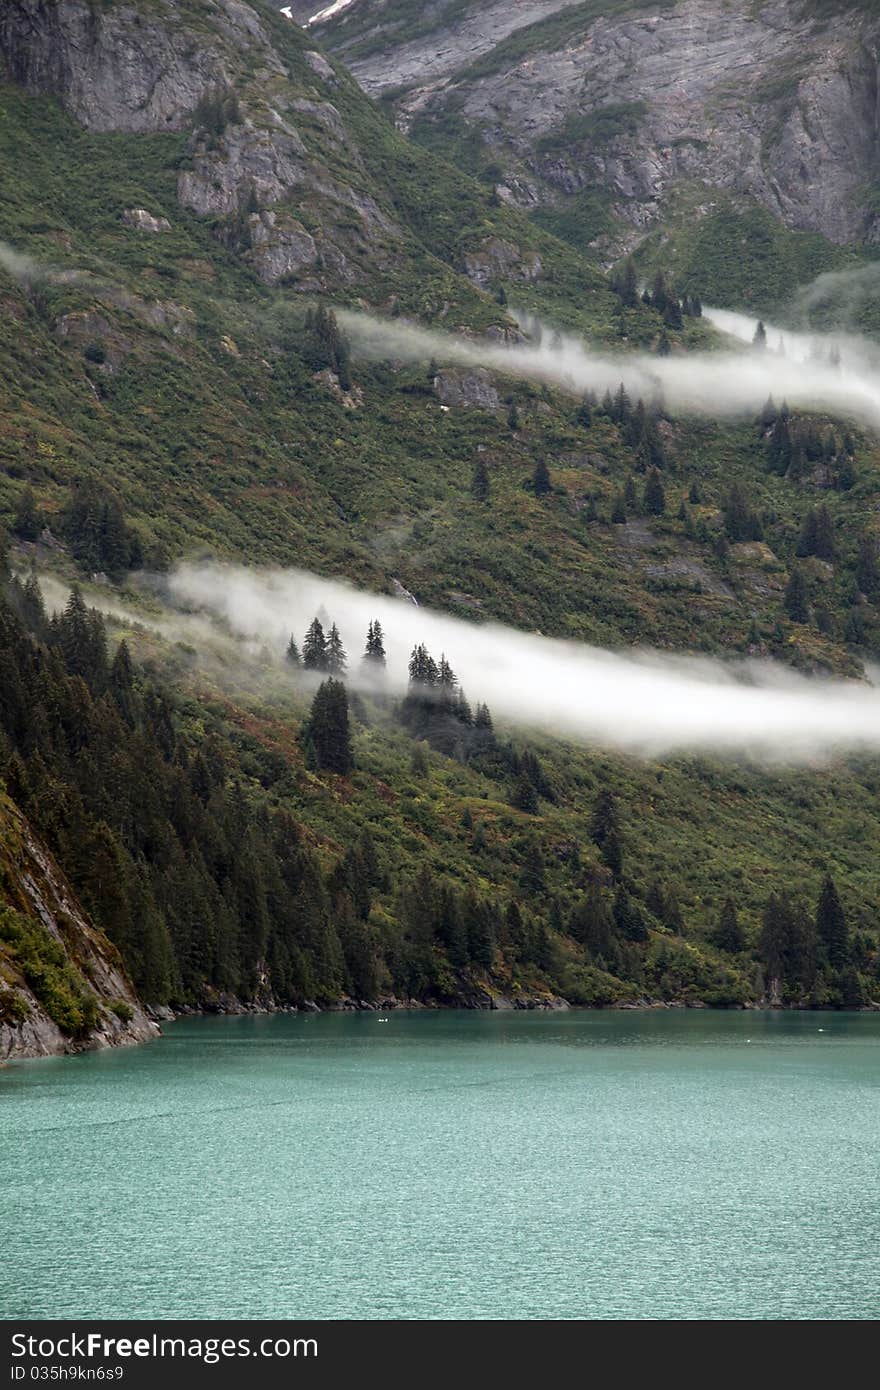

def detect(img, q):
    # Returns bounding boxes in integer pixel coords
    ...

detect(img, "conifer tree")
[532,458,552,496]
[408,644,438,686]
[21,571,46,635]
[613,886,648,942]
[812,504,835,562]
[285,635,301,666]
[302,617,328,671]
[613,257,639,308]
[783,566,809,623]
[753,320,767,350]
[651,269,669,315]
[713,899,744,953]
[302,678,353,774]
[591,788,623,877]
[13,487,40,542]
[766,416,793,475]
[519,837,546,894]
[471,458,490,502]
[816,875,849,969]
[511,771,539,814]
[326,622,347,676]
[611,491,627,525]
[613,382,632,424]
[643,468,666,515]
[363,620,387,667]
[856,533,879,597]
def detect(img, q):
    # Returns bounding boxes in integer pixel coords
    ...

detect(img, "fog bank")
[164,562,880,763]
[340,306,880,429]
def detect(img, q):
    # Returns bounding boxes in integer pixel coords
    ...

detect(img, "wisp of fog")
[340,305,880,429]
[162,562,880,763]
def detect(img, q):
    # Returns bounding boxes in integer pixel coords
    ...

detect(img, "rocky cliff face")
[0,794,158,1060]
[0,0,411,290]
[318,0,880,256]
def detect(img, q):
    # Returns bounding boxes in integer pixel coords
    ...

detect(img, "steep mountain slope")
[317,0,880,291]
[0,0,877,1025]
[0,792,157,1059]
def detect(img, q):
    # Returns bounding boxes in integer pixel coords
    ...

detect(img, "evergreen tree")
[812,505,835,562]
[519,838,546,895]
[643,468,666,515]
[767,417,793,475]
[303,305,351,388]
[302,679,353,774]
[302,617,328,671]
[722,483,762,542]
[613,383,632,425]
[613,886,648,942]
[326,623,347,676]
[471,458,490,502]
[532,458,552,496]
[408,643,439,686]
[13,487,40,542]
[612,257,639,308]
[591,788,623,877]
[651,269,669,315]
[363,620,386,667]
[510,771,539,814]
[285,635,301,666]
[663,298,683,331]
[856,533,879,598]
[783,566,809,623]
[816,876,849,969]
[713,899,744,953]
[753,320,767,350]
[611,491,627,525]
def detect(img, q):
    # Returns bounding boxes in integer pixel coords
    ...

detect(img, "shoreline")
[5,991,876,1065]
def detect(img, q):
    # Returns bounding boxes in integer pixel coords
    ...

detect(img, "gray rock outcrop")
[321,0,880,251]
[0,802,158,1061]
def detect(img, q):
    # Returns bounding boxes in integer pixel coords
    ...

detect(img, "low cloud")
[340,305,880,429]
[161,562,880,763]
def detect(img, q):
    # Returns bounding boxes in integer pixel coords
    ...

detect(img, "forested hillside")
[0,0,878,1049]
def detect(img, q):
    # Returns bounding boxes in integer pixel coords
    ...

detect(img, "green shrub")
[0,908,100,1037]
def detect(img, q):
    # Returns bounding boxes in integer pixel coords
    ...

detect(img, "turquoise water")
[1,1010,878,1320]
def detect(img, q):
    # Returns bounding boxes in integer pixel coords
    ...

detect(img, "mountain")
[0,0,878,1054]
[0,789,157,1059]
[317,0,880,305]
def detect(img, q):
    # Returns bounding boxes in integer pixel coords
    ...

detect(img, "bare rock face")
[316,0,580,95]
[434,367,500,411]
[0,0,240,132]
[463,237,543,289]
[323,0,880,250]
[0,797,158,1061]
[247,209,319,285]
[122,207,172,234]
[0,0,407,293]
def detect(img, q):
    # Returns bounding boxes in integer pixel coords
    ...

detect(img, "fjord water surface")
[1,1010,877,1319]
